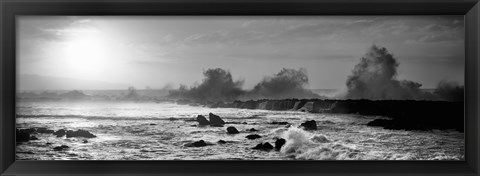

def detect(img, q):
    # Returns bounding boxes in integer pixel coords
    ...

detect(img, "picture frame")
[1,0,479,175]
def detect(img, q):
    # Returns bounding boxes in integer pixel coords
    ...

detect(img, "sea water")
[16,101,464,160]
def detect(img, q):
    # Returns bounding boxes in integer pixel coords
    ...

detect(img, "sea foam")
[280,127,364,160]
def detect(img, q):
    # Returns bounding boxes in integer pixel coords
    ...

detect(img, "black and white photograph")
[16,16,465,160]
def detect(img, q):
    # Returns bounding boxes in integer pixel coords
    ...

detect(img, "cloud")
[404,22,464,44]
[19,17,96,42]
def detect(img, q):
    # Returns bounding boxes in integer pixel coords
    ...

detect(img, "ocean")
[16,100,464,160]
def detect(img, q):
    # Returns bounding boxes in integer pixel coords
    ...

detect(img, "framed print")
[1,0,479,175]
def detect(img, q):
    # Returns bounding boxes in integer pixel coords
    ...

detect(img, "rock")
[226,126,240,134]
[196,115,210,126]
[300,120,317,130]
[245,134,261,140]
[209,113,225,126]
[23,128,37,134]
[83,140,88,143]
[184,140,213,147]
[36,127,54,134]
[149,123,156,126]
[271,121,289,125]
[53,129,66,137]
[217,140,227,144]
[30,136,39,140]
[53,145,69,151]
[16,129,32,142]
[247,128,258,132]
[275,138,286,150]
[311,135,330,143]
[252,142,274,151]
[66,129,96,138]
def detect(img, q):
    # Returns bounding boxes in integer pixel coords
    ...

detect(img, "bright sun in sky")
[53,31,113,80]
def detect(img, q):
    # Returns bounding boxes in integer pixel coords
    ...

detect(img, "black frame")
[1,0,479,175]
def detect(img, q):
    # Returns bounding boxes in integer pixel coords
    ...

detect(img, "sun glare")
[59,34,111,80]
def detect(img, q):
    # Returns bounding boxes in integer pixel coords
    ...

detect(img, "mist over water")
[343,45,463,101]
[244,68,321,100]
[169,68,321,102]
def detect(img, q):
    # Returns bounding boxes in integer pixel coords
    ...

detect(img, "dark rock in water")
[245,134,262,140]
[53,145,69,151]
[226,126,240,134]
[252,142,274,151]
[242,122,248,125]
[23,128,37,134]
[66,129,96,138]
[247,128,258,132]
[30,136,39,140]
[271,121,289,125]
[149,123,156,126]
[196,115,210,126]
[46,143,52,145]
[36,127,54,134]
[184,140,213,147]
[217,140,227,144]
[300,120,317,130]
[83,140,88,143]
[53,129,66,137]
[16,129,32,142]
[275,138,286,150]
[209,113,225,126]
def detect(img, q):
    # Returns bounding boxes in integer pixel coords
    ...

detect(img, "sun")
[59,34,111,80]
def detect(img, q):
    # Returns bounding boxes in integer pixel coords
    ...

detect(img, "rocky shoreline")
[190,99,464,132]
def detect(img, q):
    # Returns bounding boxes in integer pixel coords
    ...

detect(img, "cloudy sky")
[17,16,464,90]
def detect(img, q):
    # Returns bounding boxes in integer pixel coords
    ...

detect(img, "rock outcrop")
[300,120,317,130]
[53,145,69,151]
[252,142,274,151]
[275,138,286,150]
[226,126,240,134]
[219,99,464,132]
[66,129,96,138]
[53,129,66,137]
[196,115,210,126]
[245,134,261,140]
[184,140,213,147]
[16,129,33,142]
[209,113,225,127]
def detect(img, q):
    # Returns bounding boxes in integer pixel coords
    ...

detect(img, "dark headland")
[178,99,464,132]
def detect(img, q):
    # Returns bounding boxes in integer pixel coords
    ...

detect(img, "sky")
[17,16,465,90]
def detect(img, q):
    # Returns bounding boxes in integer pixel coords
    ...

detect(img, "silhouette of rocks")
[217,140,227,144]
[36,127,54,134]
[271,121,289,125]
[245,134,261,140]
[184,140,213,147]
[209,113,225,126]
[83,140,89,143]
[196,115,210,126]
[226,126,240,134]
[300,120,317,130]
[16,129,33,142]
[66,129,96,138]
[252,142,274,151]
[247,128,258,132]
[53,145,69,151]
[53,129,66,137]
[275,138,286,150]
[228,99,464,132]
